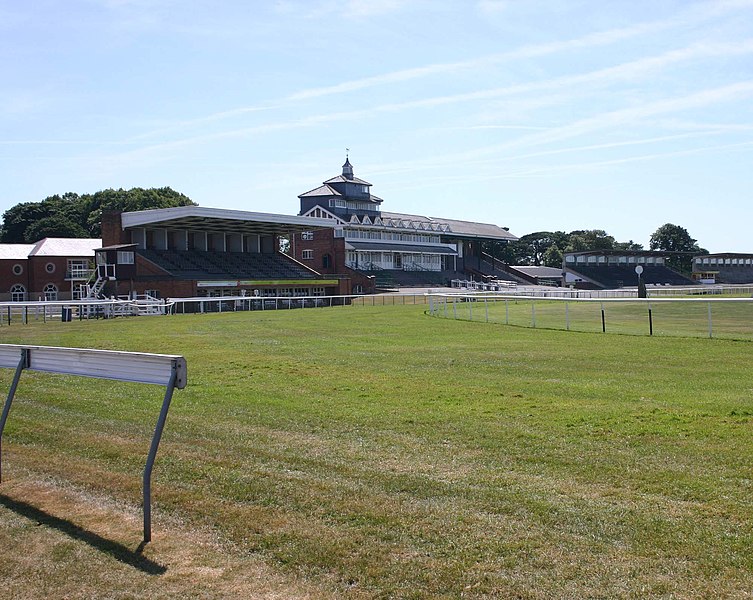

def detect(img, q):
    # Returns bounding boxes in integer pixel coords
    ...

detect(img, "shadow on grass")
[0,494,167,575]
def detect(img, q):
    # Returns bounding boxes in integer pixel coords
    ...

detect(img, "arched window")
[10,284,26,302]
[43,283,58,301]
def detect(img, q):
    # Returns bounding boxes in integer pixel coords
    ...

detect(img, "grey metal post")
[0,350,29,483]
[142,364,178,543]
[565,301,570,331]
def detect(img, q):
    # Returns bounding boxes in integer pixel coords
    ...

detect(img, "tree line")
[0,187,196,243]
[486,224,706,273]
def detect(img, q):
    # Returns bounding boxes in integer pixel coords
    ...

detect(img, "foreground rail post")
[143,365,178,543]
[0,349,29,483]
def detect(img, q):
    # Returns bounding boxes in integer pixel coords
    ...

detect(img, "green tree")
[25,214,88,241]
[649,223,705,273]
[565,229,615,252]
[515,231,568,265]
[614,240,644,250]
[0,187,196,242]
[541,244,564,267]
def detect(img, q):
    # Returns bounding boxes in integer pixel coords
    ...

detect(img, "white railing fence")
[428,293,753,340]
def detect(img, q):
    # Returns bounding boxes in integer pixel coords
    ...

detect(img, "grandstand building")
[0,238,100,302]
[294,158,518,288]
[99,207,350,299]
[692,253,753,284]
[563,250,696,289]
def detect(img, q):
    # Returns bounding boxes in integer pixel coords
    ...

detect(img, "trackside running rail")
[0,344,187,543]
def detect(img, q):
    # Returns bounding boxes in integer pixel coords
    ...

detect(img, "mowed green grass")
[443,296,753,340]
[1,304,753,598]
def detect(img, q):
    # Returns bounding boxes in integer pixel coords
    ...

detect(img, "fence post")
[708,302,713,338]
[600,302,606,333]
[648,302,653,336]
[565,301,569,331]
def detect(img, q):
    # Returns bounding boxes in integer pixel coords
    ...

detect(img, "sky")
[1,0,752,252]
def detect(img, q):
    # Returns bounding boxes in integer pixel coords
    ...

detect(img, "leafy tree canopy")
[649,223,702,253]
[0,187,196,242]
[649,223,707,273]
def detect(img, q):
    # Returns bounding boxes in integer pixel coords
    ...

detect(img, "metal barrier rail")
[0,344,187,542]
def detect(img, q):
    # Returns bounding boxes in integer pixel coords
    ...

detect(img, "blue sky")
[2,0,752,252]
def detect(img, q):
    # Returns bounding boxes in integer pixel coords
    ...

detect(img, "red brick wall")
[293,229,375,294]
[101,211,128,246]
[0,258,31,301]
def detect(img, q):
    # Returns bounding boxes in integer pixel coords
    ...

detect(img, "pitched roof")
[0,243,35,260]
[29,238,101,257]
[298,184,342,198]
[380,211,517,241]
[323,175,371,186]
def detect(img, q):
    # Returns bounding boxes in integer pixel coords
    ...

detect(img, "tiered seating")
[138,249,318,280]
[571,265,695,288]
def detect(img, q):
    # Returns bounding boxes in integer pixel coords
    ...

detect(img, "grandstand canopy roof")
[120,206,335,236]
[380,211,517,242]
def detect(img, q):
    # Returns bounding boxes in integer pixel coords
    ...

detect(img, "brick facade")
[293,228,374,294]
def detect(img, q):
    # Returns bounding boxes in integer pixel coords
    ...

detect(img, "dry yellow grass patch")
[0,476,336,599]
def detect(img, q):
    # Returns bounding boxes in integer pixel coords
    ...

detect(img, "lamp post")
[636,265,647,298]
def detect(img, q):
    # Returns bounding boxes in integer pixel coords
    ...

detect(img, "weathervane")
[346,148,350,159]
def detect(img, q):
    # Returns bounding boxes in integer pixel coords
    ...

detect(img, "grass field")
[1,304,753,598]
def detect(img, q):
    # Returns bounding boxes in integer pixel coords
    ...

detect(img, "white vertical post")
[708,302,713,338]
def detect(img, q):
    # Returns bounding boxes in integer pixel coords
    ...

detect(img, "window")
[43,283,58,301]
[301,231,314,241]
[117,251,134,264]
[302,250,313,260]
[311,287,325,296]
[353,284,363,294]
[68,253,92,279]
[12,264,23,276]
[45,262,56,273]
[145,289,160,299]
[322,254,332,269]
[10,284,26,302]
